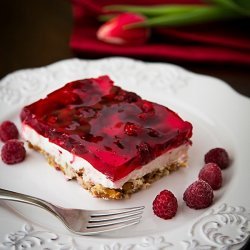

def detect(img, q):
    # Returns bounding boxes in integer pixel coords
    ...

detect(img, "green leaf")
[98,14,116,22]
[104,4,206,17]
[211,0,250,16]
[130,6,239,28]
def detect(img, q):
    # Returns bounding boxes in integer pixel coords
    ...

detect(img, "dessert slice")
[21,75,192,199]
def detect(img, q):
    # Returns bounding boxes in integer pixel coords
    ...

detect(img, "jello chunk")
[21,76,192,181]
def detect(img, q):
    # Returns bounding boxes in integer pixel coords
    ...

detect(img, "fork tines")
[86,206,144,234]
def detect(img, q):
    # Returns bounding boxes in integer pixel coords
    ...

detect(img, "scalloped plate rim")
[0,57,249,250]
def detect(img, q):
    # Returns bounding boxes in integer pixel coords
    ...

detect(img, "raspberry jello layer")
[21,76,192,199]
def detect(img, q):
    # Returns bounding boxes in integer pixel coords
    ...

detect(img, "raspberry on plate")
[204,147,230,169]
[1,139,26,164]
[183,180,214,209]
[199,163,222,190]
[153,190,178,219]
[0,121,19,142]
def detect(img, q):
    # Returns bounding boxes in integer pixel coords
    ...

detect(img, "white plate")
[0,57,249,250]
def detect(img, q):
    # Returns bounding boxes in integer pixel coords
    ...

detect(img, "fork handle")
[0,188,56,215]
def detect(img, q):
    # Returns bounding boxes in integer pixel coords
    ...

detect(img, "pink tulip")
[97,12,150,45]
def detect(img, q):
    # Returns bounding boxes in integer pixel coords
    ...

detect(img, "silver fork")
[0,188,144,235]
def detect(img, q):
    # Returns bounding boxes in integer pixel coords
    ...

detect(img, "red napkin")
[70,0,250,66]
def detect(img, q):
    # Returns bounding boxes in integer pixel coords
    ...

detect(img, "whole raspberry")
[1,139,26,164]
[136,142,153,165]
[141,101,154,113]
[125,92,139,103]
[153,190,178,219]
[0,121,19,142]
[183,180,214,209]
[204,147,229,169]
[124,122,141,136]
[147,128,159,137]
[199,163,222,190]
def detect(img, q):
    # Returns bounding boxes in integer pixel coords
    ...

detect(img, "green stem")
[130,6,239,28]
[98,14,116,22]
[104,4,206,16]
[211,0,250,16]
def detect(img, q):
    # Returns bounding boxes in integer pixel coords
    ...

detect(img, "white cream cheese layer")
[22,124,189,189]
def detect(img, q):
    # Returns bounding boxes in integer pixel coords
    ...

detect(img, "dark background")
[0,0,250,97]
[0,1,249,248]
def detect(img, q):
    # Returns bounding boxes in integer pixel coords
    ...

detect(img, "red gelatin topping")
[21,76,192,181]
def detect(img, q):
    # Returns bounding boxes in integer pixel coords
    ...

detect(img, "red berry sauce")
[21,76,192,181]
